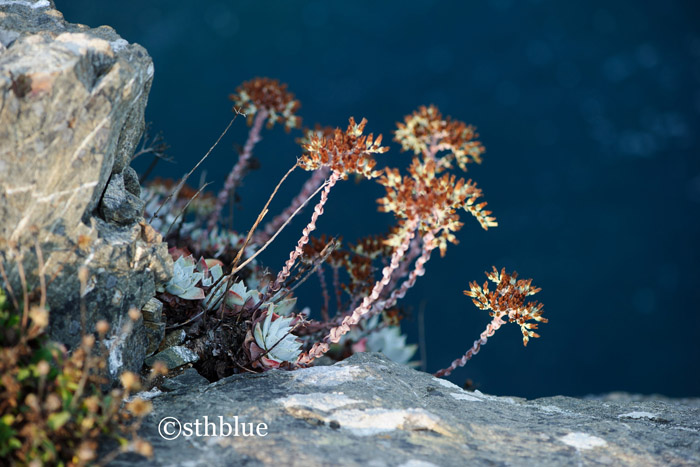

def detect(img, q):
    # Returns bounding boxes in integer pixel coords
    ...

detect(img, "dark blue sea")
[57,0,700,399]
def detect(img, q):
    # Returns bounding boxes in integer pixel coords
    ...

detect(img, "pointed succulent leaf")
[178,287,206,300]
[253,312,302,365]
[224,288,246,307]
[272,297,297,316]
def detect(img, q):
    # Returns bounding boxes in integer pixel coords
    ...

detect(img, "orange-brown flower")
[298,117,388,179]
[296,124,337,147]
[394,105,485,172]
[465,267,547,345]
[229,77,301,131]
[377,158,496,256]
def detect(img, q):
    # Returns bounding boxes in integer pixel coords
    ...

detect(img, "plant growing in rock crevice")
[0,279,155,465]
[145,76,546,382]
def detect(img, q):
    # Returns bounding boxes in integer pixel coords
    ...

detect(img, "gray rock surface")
[100,173,146,225]
[0,0,172,379]
[143,298,165,356]
[144,345,199,370]
[160,368,210,393]
[112,353,699,466]
[0,0,152,239]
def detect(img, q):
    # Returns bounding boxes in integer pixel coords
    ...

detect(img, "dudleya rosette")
[253,308,302,366]
[158,255,205,300]
[366,325,417,365]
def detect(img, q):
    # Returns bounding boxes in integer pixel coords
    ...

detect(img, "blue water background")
[56,0,700,399]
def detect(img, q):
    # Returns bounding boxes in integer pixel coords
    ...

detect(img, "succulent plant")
[270,296,297,316]
[264,290,297,316]
[366,325,417,365]
[158,255,205,300]
[204,278,261,311]
[225,281,261,307]
[253,309,302,367]
[197,258,224,287]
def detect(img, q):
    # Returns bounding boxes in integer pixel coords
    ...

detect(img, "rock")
[109,353,699,466]
[144,346,199,370]
[141,297,163,323]
[160,368,209,393]
[102,310,148,381]
[122,166,141,197]
[0,0,172,381]
[100,173,145,225]
[141,298,165,355]
[158,328,186,352]
[143,321,165,356]
[0,1,153,240]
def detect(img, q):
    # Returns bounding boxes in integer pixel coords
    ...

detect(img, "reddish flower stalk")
[385,234,422,295]
[372,231,436,317]
[433,313,506,377]
[208,109,268,231]
[271,170,341,291]
[273,117,387,292]
[255,166,330,244]
[434,267,547,377]
[297,216,419,365]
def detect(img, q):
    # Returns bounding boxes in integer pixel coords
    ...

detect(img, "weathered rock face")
[112,353,699,466]
[0,0,171,378]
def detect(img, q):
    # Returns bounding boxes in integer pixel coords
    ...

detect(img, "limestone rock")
[112,353,699,466]
[158,328,185,352]
[0,0,172,381]
[144,321,165,356]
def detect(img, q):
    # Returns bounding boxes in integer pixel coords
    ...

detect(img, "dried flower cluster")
[229,77,301,131]
[298,117,388,179]
[378,158,496,256]
[434,267,547,377]
[466,267,547,346]
[394,104,485,171]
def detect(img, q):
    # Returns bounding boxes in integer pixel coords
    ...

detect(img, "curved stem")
[229,177,329,277]
[298,216,419,365]
[434,312,505,377]
[371,231,435,317]
[255,166,329,245]
[271,170,341,292]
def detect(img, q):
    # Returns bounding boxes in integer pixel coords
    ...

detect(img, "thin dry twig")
[230,163,298,272]
[230,177,330,277]
[34,242,46,310]
[0,254,20,311]
[165,182,212,237]
[150,110,242,224]
[201,163,299,314]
